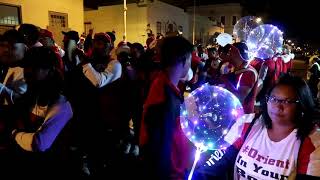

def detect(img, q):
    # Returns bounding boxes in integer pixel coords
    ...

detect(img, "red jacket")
[140,72,193,179]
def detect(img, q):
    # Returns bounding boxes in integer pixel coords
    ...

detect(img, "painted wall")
[187,14,213,45]
[85,3,147,46]
[0,0,84,33]
[147,0,189,40]
[187,3,243,34]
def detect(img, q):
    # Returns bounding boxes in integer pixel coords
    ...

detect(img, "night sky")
[244,0,319,47]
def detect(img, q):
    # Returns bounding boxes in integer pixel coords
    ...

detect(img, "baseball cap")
[233,42,249,61]
[62,30,79,42]
[106,32,116,43]
[94,33,111,44]
[40,29,54,39]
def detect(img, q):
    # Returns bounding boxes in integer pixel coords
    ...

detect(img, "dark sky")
[170,0,319,46]
[244,0,319,46]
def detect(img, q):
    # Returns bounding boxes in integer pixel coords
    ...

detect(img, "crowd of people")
[0,24,319,179]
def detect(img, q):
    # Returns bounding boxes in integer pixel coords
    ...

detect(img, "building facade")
[187,3,243,35]
[84,0,213,46]
[0,0,84,45]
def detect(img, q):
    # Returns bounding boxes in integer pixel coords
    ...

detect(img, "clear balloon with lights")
[247,24,284,60]
[233,16,263,42]
[216,33,233,47]
[181,84,244,180]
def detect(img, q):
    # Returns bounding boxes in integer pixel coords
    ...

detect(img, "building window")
[220,16,225,25]
[0,4,21,26]
[156,21,161,34]
[49,11,68,28]
[232,16,237,25]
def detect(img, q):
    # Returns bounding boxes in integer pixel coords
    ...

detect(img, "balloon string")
[188,147,205,180]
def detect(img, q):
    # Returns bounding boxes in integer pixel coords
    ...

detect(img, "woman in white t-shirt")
[194,74,320,180]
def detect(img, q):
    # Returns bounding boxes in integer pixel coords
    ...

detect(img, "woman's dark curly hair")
[261,74,316,140]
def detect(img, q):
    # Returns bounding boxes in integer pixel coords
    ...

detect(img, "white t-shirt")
[234,119,301,180]
[82,59,122,88]
[0,66,27,105]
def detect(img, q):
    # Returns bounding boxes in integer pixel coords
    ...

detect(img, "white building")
[0,0,84,45]
[84,0,212,45]
[187,3,243,35]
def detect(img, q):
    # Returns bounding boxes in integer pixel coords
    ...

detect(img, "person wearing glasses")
[194,74,320,180]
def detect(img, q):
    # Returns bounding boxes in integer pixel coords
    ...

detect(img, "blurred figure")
[65,32,123,177]
[107,31,117,60]
[281,44,294,73]
[0,29,27,105]
[39,29,64,74]
[61,30,80,71]
[84,29,93,54]
[308,57,320,98]
[10,47,73,177]
[204,47,222,84]
[0,29,27,152]
[197,45,209,62]
[18,24,42,48]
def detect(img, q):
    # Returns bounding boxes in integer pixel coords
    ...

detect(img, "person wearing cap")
[61,30,80,71]
[106,31,116,48]
[79,32,121,87]
[219,42,258,114]
[40,29,64,74]
[64,32,122,176]
[84,29,93,54]
[39,29,55,47]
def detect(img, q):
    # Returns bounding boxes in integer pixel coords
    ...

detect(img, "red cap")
[94,32,111,44]
[40,29,54,39]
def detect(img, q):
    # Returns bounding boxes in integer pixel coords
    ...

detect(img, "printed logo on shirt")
[235,146,290,180]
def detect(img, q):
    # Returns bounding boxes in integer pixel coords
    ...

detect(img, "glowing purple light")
[231,109,238,116]
[180,84,244,151]
[223,129,228,135]
[247,24,284,59]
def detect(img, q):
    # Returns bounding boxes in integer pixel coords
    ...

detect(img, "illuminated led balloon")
[180,84,244,151]
[233,16,263,42]
[247,24,284,60]
[216,33,233,47]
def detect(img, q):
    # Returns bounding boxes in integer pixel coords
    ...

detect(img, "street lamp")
[123,0,127,42]
[256,17,262,23]
[192,0,196,44]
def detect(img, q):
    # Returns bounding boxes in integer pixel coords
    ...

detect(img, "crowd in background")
[0,24,319,179]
